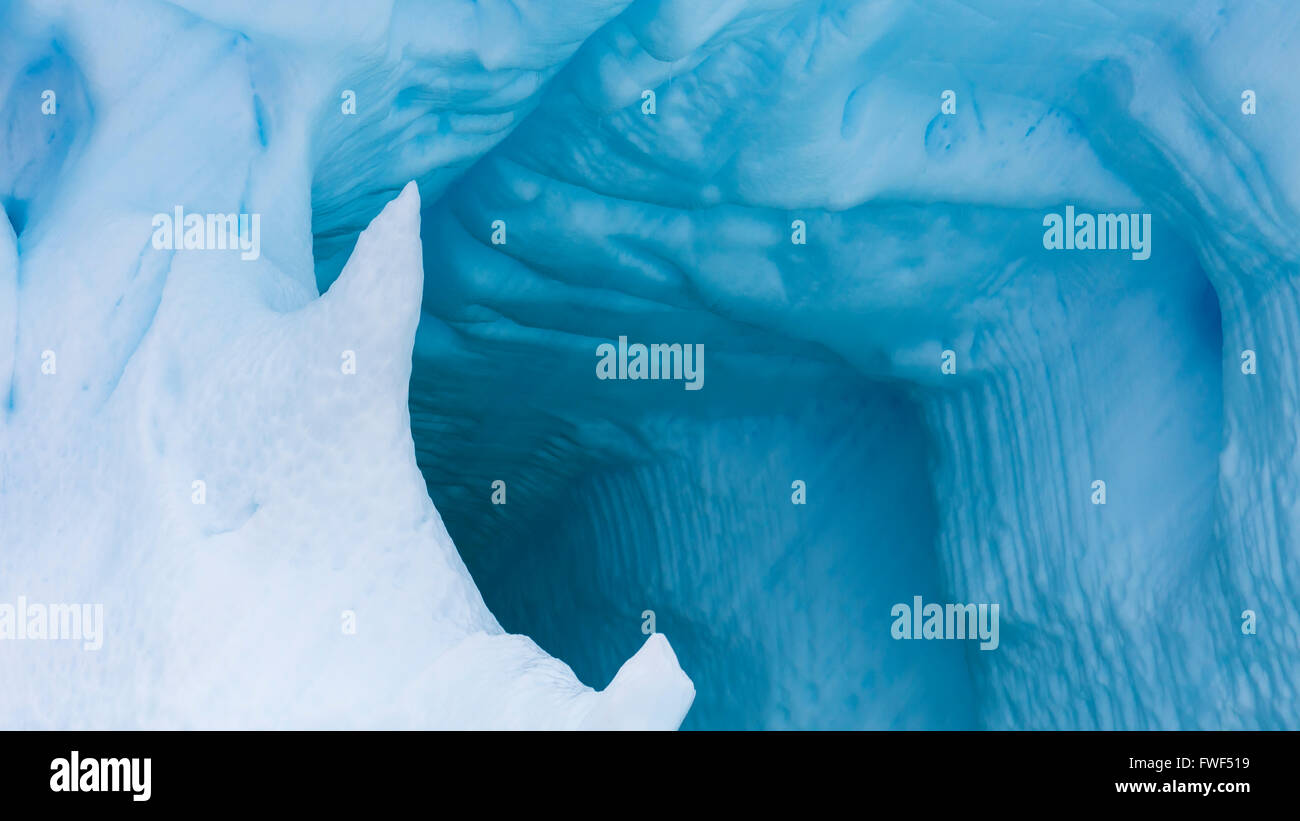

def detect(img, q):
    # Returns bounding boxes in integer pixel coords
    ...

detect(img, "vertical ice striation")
[921,247,1227,728]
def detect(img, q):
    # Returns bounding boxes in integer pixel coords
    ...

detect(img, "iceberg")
[2,0,1298,729]
[0,175,692,729]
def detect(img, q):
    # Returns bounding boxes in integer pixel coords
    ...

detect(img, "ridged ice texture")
[3,0,1300,729]
[406,0,1300,729]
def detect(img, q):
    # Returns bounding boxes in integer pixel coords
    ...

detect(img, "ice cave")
[1,0,1298,730]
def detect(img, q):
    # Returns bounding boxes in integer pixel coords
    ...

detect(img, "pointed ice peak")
[580,633,696,730]
[352,181,421,262]
[316,181,424,355]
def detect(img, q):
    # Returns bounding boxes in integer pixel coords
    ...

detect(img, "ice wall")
[405,0,1300,728]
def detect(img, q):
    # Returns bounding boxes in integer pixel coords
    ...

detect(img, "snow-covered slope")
[2,0,1298,729]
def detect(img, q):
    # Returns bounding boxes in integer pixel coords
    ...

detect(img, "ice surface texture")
[1,0,1298,729]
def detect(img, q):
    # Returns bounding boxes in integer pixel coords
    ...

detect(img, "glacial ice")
[2,0,1300,729]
